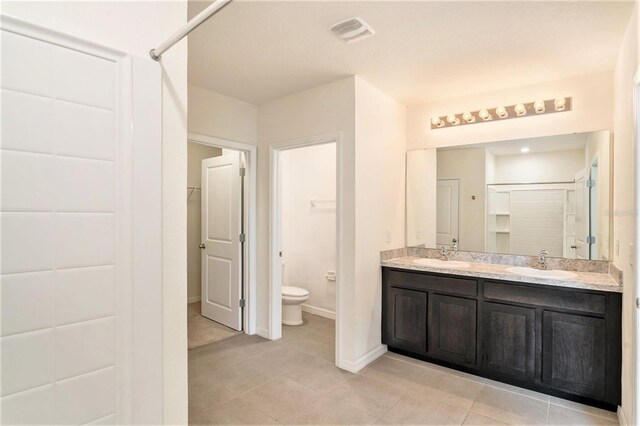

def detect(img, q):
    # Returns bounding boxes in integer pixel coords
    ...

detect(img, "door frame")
[632,66,640,426]
[187,132,257,335]
[268,132,341,357]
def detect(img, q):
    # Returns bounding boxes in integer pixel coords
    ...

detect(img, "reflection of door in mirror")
[574,169,588,260]
[436,179,459,248]
[590,159,599,260]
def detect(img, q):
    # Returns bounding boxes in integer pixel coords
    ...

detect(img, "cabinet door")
[483,302,536,380]
[542,311,606,399]
[429,294,477,365]
[385,287,427,354]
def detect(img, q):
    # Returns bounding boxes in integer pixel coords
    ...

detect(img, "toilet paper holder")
[324,271,337,281]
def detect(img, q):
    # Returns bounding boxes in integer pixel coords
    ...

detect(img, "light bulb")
[534,100,546,113]
[496,106,508,119]
[479,109,491,121]
[514,103,526,116]
[520,147,530,153]
[554,97,566,111]
[462,112,475,123]
[447,114,460,125]
[431,117,443,127]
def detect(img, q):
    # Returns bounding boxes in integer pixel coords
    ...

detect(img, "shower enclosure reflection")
[406,131,612,260]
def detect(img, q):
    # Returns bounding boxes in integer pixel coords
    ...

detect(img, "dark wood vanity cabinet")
[482,302,536,381]
[382,267,622,410]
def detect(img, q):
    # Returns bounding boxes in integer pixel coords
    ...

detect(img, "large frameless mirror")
[406,130,612,260]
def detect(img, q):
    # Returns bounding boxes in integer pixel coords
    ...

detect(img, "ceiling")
[188,1,634,105]
[441,132,589,156]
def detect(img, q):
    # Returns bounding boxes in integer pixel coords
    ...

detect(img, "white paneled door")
[1,16,162,424]
[201,154,242,331]
[436,179,459,248]
[575,169,589,259]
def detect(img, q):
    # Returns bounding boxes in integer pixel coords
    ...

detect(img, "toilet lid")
[282,286,309,297]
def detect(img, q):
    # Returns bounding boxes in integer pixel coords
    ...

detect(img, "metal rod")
[487,181,575,186]
[150,0,232,61]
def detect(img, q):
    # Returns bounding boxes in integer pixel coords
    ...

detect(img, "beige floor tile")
[409,367,485,404]
[189,396,278,425]
[463,412,509,425]
[470,385,549,425]
[188,364,273,412]
[283,352,354,394]
[188,340,250,382]
[383,352,486,384]
[485,379,550,403]
[547,404,619,426]
[549,397,619,422]
[375,392,472,425]
[286,330,335,363]
[287,392,377,425]
[321,374,405,418]
[187,303,241,350]
[360,355,433,389]
[238,376,322,422]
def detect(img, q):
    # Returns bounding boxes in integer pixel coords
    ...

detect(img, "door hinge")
[636,298,640,309]
[239,233,246,243]
[586,236,596,244]
[239,299,246,308]
[586,179,596,188]
[239,167,246,177]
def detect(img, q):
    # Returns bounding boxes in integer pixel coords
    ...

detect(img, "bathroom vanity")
[381,256,622,411]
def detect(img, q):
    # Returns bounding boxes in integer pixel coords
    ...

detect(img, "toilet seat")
[282,286,309,298]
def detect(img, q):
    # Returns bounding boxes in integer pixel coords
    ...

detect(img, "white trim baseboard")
[187,296,201,304]
[256,326,271,340]
[617,406,628,426]
[301,304,336,320]
[338,344,387,373]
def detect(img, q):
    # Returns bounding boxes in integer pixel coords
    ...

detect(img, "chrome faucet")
[440,245,450,261]
[537,250,549,270]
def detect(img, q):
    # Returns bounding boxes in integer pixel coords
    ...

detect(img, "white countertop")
[382,256,622,293]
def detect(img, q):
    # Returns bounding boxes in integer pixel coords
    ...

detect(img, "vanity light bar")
[430,97,572,130]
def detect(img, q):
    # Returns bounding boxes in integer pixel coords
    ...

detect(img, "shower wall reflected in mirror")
[406,131,612,260]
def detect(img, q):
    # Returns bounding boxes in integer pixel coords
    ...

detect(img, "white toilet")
[282,286,310,326]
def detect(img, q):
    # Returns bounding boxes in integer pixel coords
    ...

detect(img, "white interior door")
[436,179,459,248]
[575,169,589,259]
[201,154,242,330]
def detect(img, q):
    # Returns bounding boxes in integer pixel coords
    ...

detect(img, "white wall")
[186,142,222,303]
[1,1,188,423]
[612,3,640,424]
[258,76,406,369]
[258,77,357,363]
[493,149,585,184]
[188,84,258,144]
[354,78,406,362]
[281,143,337,314]
[407,72,613,150]
[406,149,437,247]
[437,148,486,251]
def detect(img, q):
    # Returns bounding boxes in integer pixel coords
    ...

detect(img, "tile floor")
[188,302,242,349]
[188,312,619,425]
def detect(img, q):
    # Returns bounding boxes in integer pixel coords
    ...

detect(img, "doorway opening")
[186,133,257,350]
[270,136,338,363]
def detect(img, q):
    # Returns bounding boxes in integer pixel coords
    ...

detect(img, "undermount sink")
[506,266,577,280]
[413,258,470,269]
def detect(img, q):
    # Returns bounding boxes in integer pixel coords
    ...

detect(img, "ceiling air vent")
[329,17,375,43]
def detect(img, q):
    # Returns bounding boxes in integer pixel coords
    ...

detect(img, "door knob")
[199,243,206,249]
[570,245,577,249]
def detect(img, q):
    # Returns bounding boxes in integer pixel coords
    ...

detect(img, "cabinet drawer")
[484,281,605,315]
[387,270,477,297]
